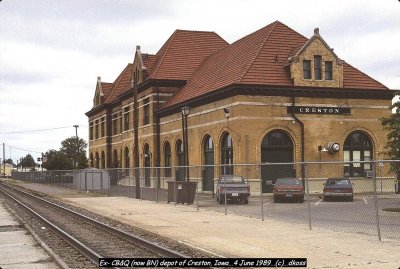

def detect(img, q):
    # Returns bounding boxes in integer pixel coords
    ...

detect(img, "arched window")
[101,151,105,169]
[203,135,214,191]
[221,133,233,175]
[95,152,100,168]
[124,147,130,168]
[89,152,94,167]
[164,142,171,177]
[143,144,151,186]
[344,131,373,177]
[113,149,118,168]
[176,139,184,166]
[176,139,184,180]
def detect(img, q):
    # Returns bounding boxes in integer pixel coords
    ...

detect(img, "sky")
[0,0,399,165]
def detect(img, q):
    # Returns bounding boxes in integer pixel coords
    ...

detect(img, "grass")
[382,208,400,213]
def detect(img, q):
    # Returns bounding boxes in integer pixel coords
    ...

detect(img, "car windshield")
[326,179,350,186]
[219,175,244,183]
[276,178,301,185]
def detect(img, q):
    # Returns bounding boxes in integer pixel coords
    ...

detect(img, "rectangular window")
[89,122,93,140]
[143,98,150,125]
[94,120,99,139]
[303,60,311,79]
[314,55,322,80]
[112,114,118,135]
[123,106,130,131]
[100,117,105,137]
[119,112,122,133]
[325,61,333,80]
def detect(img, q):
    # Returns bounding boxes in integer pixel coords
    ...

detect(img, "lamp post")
[73,125,79,169]
[181,106,190,182]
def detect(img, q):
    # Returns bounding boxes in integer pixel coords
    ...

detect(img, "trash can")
[167,181,197,204]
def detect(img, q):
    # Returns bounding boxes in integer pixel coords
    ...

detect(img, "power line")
[6,145,42,154]
[0,126,72,135]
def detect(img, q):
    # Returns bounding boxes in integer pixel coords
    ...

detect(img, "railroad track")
[0,182,192,268]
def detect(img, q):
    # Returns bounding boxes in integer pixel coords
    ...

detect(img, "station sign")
[288,106,351,115]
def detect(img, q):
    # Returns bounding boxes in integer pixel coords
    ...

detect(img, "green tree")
[60,136,88,169]
[380,93,400,180]
[42,137,88,170]
[20,154,36,171]
[2,158,15,166]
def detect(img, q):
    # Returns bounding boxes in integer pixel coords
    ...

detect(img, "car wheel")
[243,198,249,204]
[349,196,353,202]
[273,196,278,203]
[299,198,304,203]
[323,196,328,202]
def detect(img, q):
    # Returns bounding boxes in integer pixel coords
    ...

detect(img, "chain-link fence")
[11,160,400,241]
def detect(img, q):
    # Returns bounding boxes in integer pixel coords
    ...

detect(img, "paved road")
[196,194,400,240]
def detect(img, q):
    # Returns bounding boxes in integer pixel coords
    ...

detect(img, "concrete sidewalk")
[65,196,399,269]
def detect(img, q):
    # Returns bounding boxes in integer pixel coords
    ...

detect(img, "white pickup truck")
[216,175,250,204]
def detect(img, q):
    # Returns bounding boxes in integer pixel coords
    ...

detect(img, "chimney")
[314,28,319,35]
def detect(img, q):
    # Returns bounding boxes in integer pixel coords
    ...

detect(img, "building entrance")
[261,130,294,193]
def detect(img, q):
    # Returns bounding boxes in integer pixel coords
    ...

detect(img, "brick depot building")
[86,21,395,193]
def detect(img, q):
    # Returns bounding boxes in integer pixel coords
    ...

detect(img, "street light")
[181,106,190,182]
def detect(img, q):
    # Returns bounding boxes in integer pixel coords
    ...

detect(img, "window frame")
[325,61,333,80]
[314,55,322,80]
[303,60,311,79]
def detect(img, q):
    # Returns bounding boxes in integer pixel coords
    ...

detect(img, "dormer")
[93,76,104,107]
[288,28,344,88]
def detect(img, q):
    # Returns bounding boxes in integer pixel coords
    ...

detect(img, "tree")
[380,93,400,180]
[20,154,36,171]
[2,158,15,166]
[60,136,88,169]
[42,137,88,170]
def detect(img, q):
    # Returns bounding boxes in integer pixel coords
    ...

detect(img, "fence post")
[259,164,264,221]
[305,163,312,230]
[372,160,382,241]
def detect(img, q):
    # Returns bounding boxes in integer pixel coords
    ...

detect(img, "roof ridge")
[238,21,278,83]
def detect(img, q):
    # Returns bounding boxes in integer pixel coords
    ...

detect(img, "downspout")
[291,91,305,180]
[134,84,140,199]
[155,87,161,190]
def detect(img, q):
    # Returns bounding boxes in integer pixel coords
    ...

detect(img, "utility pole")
[73,125,79,169]
[2,143,5,177]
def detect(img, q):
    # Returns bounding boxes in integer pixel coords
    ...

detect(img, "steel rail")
[0,185,102,266]
[0,182,190,259]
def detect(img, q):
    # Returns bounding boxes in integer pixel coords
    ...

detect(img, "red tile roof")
[164,21,308,107]
[104,63,133,103]
[142,54,158,77]
[343,62,387,89]
[148,30,229,80]
[101,82,113,101]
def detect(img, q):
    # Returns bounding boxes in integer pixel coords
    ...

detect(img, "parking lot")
[196,193,400,240]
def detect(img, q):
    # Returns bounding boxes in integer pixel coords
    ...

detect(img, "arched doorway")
[344,131,373,177]
[143,144,151,187]
[261,130,294,192]
[203,135,214,191]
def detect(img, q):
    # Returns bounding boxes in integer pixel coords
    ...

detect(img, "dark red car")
[323,178,353,202]
[273,178,304,203]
